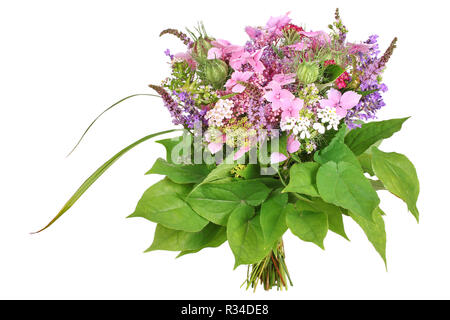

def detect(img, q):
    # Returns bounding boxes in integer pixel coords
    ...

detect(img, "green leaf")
[155,135,192,164]
[147,158,210,184]
[316,161,380,222]
[286,205,328,249]
[227,205,269,268]
[371,147,420,221]
[349,208,387,266]
[296,198,349,240]
[344,117,409,156]
[147,223,226,252]
[314,127,361,169]
[260,190,288,248]
[283,162,320,197]
[322,64,344,83]
[66,93,161,156]
[187,179,271,226]
[129,178,208,232]
[34,129,180,233]
[358,152,375,176]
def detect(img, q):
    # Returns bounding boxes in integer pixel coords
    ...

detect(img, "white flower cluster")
[205,99,234,127]
[280,116,312,139]
[317,106,340,131]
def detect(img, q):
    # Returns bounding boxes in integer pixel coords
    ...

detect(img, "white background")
[1,0,449,299]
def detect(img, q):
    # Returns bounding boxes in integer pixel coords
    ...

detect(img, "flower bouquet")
[37,9,420,291]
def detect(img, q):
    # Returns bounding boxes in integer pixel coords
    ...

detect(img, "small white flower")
[313,123,325,134]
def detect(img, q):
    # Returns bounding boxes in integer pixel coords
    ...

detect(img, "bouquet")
[37,9,420,291]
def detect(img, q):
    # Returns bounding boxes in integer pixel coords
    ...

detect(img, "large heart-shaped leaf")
[283,162,320,196]
[147,223,226,252]
[187,180,271,226]
[296,198,349,240]
[371,147,420,221]
[316,161,380,221]
[260,190,288,249]
[227,205,269,268]
[129,178,208,232]
[286,206,328,249]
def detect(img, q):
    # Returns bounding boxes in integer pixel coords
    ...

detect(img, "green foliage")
[129,178,208,232]
[227,205,270,268]
[147,223,226,252]
[124,117,420,270]
[283,162,320,197]
[322,64,345,83]
[260,190,289,249]
[296,198,349,240]
[186,179,271,226]
[316,161,380,221]
[349,208,387,266]
[371,147,420,221]
[147,158,211,184]
[286,208,328,249]
[344,118,409,156]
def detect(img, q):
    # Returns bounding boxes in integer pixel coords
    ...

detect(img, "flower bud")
[296,62,320,84]
[204,59,228,89]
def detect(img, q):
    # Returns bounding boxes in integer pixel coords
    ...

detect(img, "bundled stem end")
[243,240,293,292]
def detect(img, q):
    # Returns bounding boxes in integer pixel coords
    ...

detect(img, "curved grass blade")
[33,129,180,234]
[66,94,161,157]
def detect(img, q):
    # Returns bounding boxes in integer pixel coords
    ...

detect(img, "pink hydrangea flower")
[320,88,362,118]
[229,48,265,73]
[207,40,243,59]
[267,73,296,90]
[225,71,254,93]
[264,87,295,111]
[266,12,291,35]
[281,98,303,119]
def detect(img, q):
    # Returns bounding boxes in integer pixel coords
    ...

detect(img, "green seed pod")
[204,59,228,89]
[297,61,320,84]
[192,37,213,61]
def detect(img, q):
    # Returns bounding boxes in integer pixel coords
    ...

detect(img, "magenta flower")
[281,98,303,120]
[225,71,254,93]
[320,88,362,118]
[174,51,197,69]
[264,87,295,111]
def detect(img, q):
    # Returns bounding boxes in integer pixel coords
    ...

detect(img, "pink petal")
[207,48,223,60]
[287,136,300,153]
[208,142,223,154]
[232,83,246,93]
[245,26,261,40]
[335,106,348,118]
[327,88,342,105]
[233,146,250,160]
[319,99,336,108]
[270,152,288,164]
[340,91,362,109]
